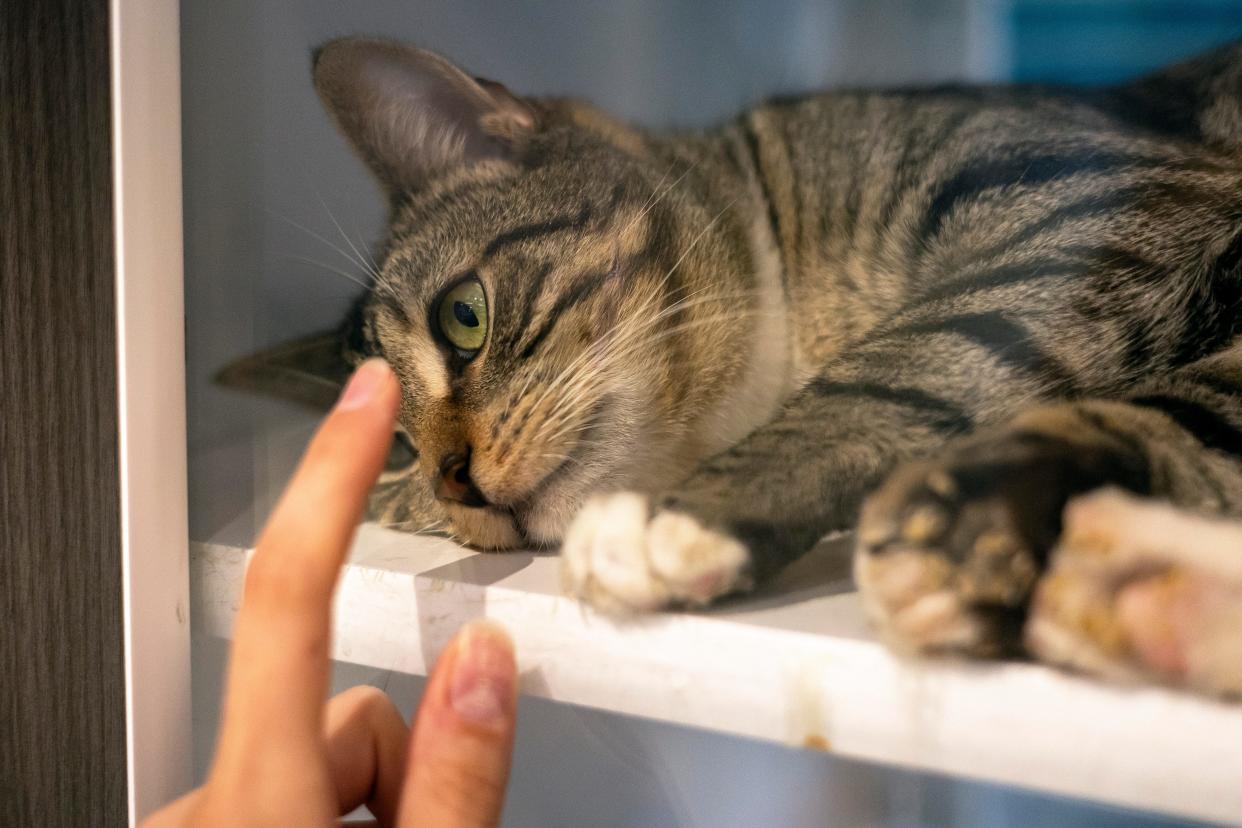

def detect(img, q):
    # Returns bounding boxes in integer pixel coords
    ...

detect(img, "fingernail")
[449,622,515,728]
[337,359,391,411]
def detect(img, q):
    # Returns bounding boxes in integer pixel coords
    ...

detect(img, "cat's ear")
[215,331,355,412]
[313,37,537,195]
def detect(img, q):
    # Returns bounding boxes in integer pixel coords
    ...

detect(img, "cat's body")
[646,77,1242,561]
[235,38,1242,694]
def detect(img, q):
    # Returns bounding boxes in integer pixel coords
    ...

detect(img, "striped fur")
[305,37,1242,680]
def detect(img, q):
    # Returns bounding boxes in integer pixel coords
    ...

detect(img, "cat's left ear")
[215,331,355,412]
[216,333,422,476]
[313,37,538,196]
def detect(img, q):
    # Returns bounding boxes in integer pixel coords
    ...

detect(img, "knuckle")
[332,684,392,719]
[421,760,506,822]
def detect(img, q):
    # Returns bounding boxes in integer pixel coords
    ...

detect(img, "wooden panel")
[0,2,127,824]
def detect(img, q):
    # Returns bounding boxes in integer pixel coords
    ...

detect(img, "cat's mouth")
[455,393,618,549]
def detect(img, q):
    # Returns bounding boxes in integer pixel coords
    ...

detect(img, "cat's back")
[748,79,1237,211]
[737,61,1242,366]
[754,66,1242,162]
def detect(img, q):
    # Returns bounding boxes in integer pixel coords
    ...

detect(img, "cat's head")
[231,38,768,548]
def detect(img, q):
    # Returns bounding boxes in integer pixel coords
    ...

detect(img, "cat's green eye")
[436,278,488,354]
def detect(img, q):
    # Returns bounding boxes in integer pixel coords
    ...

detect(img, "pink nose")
[435,450,488,507]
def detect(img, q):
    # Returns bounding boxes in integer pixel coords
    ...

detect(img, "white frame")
[111,0,192,821]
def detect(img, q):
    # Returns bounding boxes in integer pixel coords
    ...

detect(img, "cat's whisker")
[517,175,735,419]
[532,433,613,456]
[539,412,618,447]
[534,395,621,440]
[311,185,386,284]
[573,306,775,394]
[535,451,588,469]
[598,285,766,360]
[379,517,449,536]
[625,302,779,352]
[608,307,783,366]
[266,209,379,278]
[537,247,730,382]
[557,199,746,385]
[644,195,741,305]
[527,275,761,434]
[283,254,375,292]
[529,379,606,443]
[525,285,676,411]
[266,208,405,305]
[620,156,700,237]
[532,326,695,443]
[536,306,780,434]
[515,337,613,426]
[518,372,623,451]
[623,284,770,346]
[622,158,676,228]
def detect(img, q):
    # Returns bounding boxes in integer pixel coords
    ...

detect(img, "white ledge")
[192,524,1242,825]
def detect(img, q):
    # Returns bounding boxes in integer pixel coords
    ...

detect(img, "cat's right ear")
[312,37,538,196]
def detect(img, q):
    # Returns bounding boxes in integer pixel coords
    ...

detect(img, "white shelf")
[193,525,1242,825]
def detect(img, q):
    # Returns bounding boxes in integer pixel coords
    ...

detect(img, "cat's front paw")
[560,492,753,613]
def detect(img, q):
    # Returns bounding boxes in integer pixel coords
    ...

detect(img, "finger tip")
[366,355,398,386]
[337,358,397,412]
[361,357,402,407]
[458,619,515,652]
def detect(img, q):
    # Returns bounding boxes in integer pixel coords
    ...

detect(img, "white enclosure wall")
[181,3,1195,826]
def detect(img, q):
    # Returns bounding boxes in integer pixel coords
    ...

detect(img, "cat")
[223,36,1242,698]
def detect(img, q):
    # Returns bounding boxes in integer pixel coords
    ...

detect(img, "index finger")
[216,359,400,759]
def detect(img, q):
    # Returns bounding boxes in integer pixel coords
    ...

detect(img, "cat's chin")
[442,502,525,550]
[443,498,581,549]
[514,501,575,549]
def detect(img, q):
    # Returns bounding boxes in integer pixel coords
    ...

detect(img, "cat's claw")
[560,492,752,613]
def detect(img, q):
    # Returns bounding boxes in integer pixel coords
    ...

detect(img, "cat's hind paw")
[560,492,753,613]
[854,451,1044,658]
[1026,489,1242,698]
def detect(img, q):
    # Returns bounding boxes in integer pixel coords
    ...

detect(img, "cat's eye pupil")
[454,301,479,327]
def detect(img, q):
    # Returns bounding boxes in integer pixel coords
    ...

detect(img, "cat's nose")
[435,450,489,508]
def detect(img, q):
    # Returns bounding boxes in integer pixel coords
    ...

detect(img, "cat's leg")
[856,341,1242,667]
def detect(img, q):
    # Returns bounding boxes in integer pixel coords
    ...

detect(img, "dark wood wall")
[1,2,128,824]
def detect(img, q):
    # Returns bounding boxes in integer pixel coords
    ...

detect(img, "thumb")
[396,622,517,828]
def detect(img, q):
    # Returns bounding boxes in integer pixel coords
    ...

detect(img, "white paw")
[560,492,752,613]
[1027,489,1242,697]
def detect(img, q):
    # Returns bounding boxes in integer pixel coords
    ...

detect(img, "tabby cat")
[226,37,1242,696]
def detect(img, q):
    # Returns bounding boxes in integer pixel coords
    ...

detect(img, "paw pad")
[855,453,1047,657]
[1027,489,1242,697]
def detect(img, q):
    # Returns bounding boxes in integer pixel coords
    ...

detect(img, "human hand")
[145,359,517,827]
